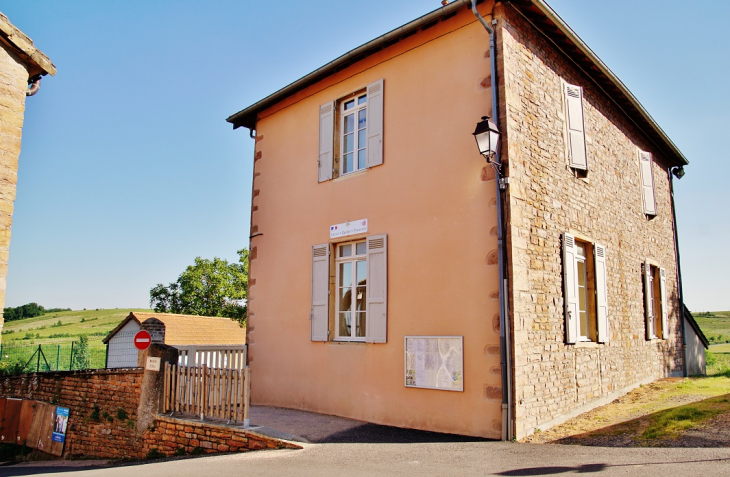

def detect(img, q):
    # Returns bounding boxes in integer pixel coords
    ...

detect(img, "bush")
[0,359,25,376]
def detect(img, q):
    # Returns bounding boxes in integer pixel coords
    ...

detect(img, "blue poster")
[51,407,70,443]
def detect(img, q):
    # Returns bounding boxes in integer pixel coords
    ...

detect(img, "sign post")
[134,330,152,351]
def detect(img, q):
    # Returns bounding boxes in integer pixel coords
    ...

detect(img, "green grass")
[2,308,151,346]
[692,311,730,346]
[0,308,151,372]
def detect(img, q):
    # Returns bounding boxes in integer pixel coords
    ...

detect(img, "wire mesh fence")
[0,341,107,375]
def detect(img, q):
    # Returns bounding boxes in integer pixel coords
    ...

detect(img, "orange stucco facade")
[247,3,504,438]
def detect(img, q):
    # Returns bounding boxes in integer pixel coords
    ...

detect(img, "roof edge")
[526,0,687,166]
[0,12,56,77]
[225,0,472,130]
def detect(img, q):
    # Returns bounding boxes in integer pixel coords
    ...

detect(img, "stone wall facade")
[141,416,300,457]
[1,369,145,458]
[496,6,684,438]
[0,41,29,331]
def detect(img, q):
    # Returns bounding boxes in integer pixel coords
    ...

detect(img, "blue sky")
[1,0,727,311]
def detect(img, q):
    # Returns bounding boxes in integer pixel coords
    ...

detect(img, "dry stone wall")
[496,7,684,439]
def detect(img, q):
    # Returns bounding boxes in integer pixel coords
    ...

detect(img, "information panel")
[405,336,463,392]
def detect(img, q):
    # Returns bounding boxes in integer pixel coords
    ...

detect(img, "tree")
[150,249,249,324]
[71,334,91,370]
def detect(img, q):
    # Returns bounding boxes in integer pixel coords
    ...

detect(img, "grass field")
[1,308,151,371]
[692,310,730,346]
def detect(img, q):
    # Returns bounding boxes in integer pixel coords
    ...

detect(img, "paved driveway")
[4,442,730,476]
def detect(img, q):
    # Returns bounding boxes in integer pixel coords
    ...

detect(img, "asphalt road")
[4,442,730,477]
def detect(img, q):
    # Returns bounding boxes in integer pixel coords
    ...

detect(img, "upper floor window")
[563,82,588,176]
[639,150,657,216]
[318,79,384,182]
[340,93,368,175]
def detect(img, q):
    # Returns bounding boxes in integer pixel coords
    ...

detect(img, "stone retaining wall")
[1,368,144,458]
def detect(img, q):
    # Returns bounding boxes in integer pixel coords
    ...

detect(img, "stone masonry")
[0,13,55,335]
[496,5,684,439]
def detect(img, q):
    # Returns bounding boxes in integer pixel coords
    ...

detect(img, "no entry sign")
[134,330,152,350]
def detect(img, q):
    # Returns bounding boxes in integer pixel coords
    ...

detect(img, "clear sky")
[1,0,727,312]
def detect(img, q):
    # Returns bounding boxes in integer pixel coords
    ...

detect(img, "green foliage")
[52,320,63,328]
[191,447,204,455]
[2,304,72,322]
[0,359,25,376]
[116,408,128,420]
[90,405,100,421]
[174,447,186,456]
[71,335,91,370]
[150,249,249,324]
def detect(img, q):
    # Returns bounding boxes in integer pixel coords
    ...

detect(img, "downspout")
[472,0,513,441]
[668,167,687,377]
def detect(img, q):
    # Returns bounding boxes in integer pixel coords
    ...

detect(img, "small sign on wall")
[405,336,464,392]
[330,219,368,239]
[146,357,161,371]
[51,407,69,444]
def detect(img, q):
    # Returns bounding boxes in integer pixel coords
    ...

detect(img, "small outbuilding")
[684,306,709,376]
[103,312,247,369]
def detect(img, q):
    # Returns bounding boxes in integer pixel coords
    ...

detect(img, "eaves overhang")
[0,12,56,78]
[227,0,688,167]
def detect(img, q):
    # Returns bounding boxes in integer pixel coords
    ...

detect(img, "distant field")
[691,311,730,347]
[1,308,151,348]
[1,309,151,371]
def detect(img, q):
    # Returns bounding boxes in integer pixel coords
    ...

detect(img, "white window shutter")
[318,101,334,182]
[366,79,384,168]
[311,244,330,341]
[644,260,653,340]
[564,83,587,170]
[594,243,609,343]
[563,233,579,344]
[659,267,668,339]
[366,234,387,343]
[639,151,657,215]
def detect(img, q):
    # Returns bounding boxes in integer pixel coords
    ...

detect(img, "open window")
[563,233,608,343]
[644,262,667,340]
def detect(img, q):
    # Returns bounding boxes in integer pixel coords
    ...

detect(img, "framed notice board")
[404,336,463,392]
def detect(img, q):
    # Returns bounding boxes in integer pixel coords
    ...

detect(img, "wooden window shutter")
[644,260,653,340]
[563,233,579,344]
[659,267,668,339]
[311,244,330,341]
[594,243,609,343]
[318,101,334,182]
[366,234,387,343]
[366,79,384,168]
[564,83,588,170]
[639,151,657,215]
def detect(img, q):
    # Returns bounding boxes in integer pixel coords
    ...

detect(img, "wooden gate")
[162,363,250,425]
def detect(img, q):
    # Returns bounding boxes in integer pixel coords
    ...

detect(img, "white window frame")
[575,242,591,341]
[339,92,368,176]
[334,239,367,341]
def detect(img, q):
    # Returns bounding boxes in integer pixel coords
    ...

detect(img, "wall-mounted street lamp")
[672,166,685,179]
[472,115,500,162]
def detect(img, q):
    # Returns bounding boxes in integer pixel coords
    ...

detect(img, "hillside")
[1,308,151,348]
[692,311,730,346]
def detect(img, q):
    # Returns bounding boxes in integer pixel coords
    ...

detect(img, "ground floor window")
[335,240,367,341]
[644,262,667,340]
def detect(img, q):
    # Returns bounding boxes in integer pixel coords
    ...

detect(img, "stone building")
[227,0,693,440]
[0,13,55,333]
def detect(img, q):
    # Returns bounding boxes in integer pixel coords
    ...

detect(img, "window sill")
[573,341,600,348]
[330,339,367,345]
[333,169,367,182]
[647,337,666,343]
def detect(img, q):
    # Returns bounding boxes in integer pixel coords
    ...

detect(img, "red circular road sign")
[134,330,152,351]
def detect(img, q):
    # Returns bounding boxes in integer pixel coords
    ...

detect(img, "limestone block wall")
[496,8,684,438]
[0,42,29,331]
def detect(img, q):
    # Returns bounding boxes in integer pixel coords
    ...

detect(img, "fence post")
[69,341,75,370]
[37,344,41,372]
[56,345,61,371]
[244,366,251,427]
[0,343,4,360]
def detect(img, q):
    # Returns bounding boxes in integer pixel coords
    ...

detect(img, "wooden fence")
[176,345,247,369]
[162,363,251,425]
